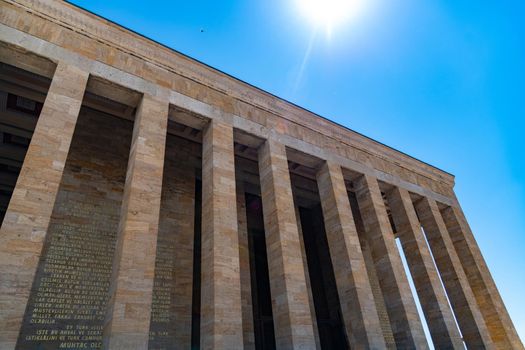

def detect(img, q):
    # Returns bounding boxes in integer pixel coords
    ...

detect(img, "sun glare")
[297,0,363,32]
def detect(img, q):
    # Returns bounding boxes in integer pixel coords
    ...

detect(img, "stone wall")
[149,134,201,350]
[17,108,132,349]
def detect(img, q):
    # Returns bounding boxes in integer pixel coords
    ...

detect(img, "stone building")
[0,1,522,349]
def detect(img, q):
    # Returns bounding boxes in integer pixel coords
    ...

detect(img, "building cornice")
[0,0,456,192]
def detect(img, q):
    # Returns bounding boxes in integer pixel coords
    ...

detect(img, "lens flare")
[297,0,363,30]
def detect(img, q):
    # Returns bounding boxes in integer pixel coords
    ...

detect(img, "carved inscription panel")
[17,109,132,350]
[149,135,199,350]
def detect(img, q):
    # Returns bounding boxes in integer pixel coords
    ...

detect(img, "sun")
[296,0,363,31]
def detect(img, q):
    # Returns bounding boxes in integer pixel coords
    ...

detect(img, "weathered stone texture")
[0,61,88,349]
[316,162,386,348]
[103,95,169,350]
[200,120,244,349]
[386,187,464,349]
[258,140,316,349]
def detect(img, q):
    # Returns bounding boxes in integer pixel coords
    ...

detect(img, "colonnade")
[0,59,522,350]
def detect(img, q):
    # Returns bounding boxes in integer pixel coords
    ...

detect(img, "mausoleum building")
[0,1,522,349]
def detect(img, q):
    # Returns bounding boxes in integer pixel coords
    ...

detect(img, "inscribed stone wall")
[149,135,201,350]
[17,108,133,350]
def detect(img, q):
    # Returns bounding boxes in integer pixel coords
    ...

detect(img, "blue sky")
[69,0,525,343]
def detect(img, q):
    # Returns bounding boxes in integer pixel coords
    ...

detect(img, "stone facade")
[0,0,522,349]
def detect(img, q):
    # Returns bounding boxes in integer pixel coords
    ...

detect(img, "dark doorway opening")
[0,63,50,225]
[299,204,349,349]
[245,193,276,350]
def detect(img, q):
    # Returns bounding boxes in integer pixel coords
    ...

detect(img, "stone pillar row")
[353,174,429,349]
[440,205,524,349]
[386,188,464,349]
[0,60,521,350]
[414,197,494,349]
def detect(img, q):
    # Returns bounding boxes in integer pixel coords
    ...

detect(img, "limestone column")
[414,197,493,349]
[236,181,255,349]
[441,204,524,349]
[258,139,316,349]
[386,187,463,349]
[0,62,88,349]
[316,162,386,348]
[103,95,169,350]
[200,120,243,349]
[353,174,428,349]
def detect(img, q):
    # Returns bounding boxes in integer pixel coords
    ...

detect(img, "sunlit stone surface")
[0,1,522,349]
